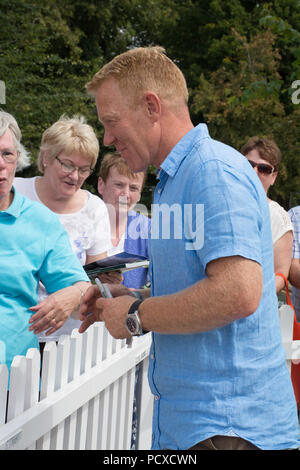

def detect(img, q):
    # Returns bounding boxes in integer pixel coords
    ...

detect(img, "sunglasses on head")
[247,159,275,175]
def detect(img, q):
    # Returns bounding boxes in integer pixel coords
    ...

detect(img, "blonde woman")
[14,115,111,349]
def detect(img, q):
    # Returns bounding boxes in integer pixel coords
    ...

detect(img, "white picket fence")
[279,305,300,373]
[0,308,298,451]
[0,324,153,450]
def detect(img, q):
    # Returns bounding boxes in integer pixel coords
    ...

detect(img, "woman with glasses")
[241,137,293,294]
[0,111,91,373]
[14,115,111,351]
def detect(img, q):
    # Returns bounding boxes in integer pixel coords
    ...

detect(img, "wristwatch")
[125,299,144,336]
[131,290,143,301]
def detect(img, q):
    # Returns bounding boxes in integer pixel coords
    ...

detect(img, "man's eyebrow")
[99,113,120,124]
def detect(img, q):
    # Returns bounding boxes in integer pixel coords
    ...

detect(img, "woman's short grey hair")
[0,110,31,171]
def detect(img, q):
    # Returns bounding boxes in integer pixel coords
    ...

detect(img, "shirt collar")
[1,186,23,218]
[160,124,209,178]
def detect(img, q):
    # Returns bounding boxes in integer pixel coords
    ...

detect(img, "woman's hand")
[97,271,123,284]
[28,283,90,335]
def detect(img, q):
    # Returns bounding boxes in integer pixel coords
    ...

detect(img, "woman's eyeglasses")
[0,150,18,164]
[55,156,93,177]
[247,159,275,175]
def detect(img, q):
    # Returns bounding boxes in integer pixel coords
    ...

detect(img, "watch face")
[126,316,138,335]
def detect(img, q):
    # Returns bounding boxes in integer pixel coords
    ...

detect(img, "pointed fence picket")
[279,306,300,373]
[0,306,299,451]
[0,323,153,450]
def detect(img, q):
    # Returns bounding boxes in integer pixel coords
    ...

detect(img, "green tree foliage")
[143,0,300,207]
[190,26,300,206]
[191,29,285,146]
[0,0,97,161]
[0,0,299,206]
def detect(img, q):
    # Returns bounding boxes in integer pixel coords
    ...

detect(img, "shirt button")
[150,354,154,360]
[154,395,159,400]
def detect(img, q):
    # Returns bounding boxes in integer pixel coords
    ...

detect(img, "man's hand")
[79,285,136,339]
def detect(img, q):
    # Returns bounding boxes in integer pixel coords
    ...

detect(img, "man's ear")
[143,92,161,121]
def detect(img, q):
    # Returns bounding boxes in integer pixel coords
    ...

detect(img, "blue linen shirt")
[123,210,151,289]
[0,188,89,372]
[148,124,299,450]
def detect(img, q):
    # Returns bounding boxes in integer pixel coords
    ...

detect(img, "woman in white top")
[241,137,293,294]
[14,115,111,346]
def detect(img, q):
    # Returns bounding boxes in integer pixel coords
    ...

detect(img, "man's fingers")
[78,314,97,333]
[80,285,101,314]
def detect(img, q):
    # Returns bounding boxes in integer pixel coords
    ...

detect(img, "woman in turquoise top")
[0,110,90,373]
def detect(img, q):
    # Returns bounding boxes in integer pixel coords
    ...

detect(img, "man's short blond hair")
[86,46,189,111]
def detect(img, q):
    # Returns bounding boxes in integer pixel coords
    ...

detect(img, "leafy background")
[1,0,300,209]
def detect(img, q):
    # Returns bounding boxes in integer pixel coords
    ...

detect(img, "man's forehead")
[95,80,135,118]
[96,93,119,123]
[96,78,120,102]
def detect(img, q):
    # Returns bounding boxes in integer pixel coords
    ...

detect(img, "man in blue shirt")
[0,111,90,373]
[80,47,299,450]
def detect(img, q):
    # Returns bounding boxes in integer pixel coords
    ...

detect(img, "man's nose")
[103,129,115,147]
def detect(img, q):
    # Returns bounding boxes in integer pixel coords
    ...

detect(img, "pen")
[94,278,132,348]
[95,277,112,298]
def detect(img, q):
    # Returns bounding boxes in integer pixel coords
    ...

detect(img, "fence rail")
[0,324,153,450]
[0,308,298,451]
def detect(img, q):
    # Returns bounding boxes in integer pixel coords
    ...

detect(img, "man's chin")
[119,151,145,172]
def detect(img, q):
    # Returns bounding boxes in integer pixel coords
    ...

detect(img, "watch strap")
[127,299,143,316]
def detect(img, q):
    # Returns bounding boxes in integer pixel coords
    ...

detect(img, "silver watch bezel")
[126,310,143,336]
